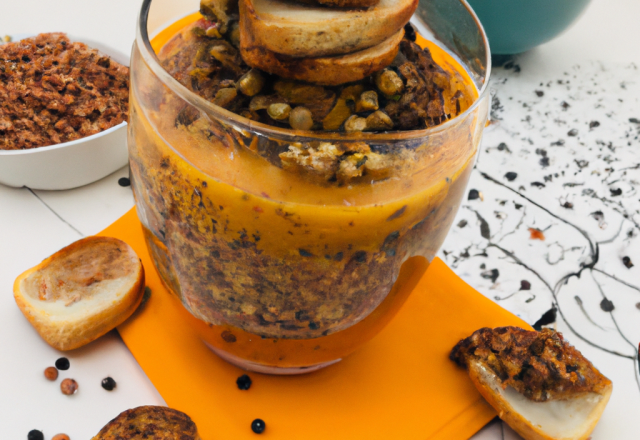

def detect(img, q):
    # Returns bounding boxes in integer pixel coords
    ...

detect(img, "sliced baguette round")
[14,236,144,351]
[241,28,403,85]
[240,0,417,57]
[92,406,201,440]
[468,359,612,440]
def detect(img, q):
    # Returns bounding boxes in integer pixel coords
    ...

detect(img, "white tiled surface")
[1,0,639,438]
[0,171,165,440]
[33,167,134,237]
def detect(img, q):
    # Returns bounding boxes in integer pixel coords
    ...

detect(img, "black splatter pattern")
[439,60,640,397]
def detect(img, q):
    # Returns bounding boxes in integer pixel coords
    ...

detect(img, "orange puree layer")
[126,14,484,367]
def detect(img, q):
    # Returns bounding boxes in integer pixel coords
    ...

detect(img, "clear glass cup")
[129,0,491,374]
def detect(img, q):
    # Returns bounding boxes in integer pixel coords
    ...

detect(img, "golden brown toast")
[240,26,404,85]
[92,406,201,440]
[240,0,417,57]
[14,236,144,351]
[451,327,612,440]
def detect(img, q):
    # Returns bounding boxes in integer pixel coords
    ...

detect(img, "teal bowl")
[467,0,592,54]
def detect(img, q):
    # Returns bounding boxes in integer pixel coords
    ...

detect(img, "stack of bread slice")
[238,0,418,85]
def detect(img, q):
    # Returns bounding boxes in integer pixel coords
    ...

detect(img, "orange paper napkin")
[99,208,531,439]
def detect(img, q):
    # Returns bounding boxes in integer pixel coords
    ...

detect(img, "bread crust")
[13,236,144,351]
[92,406,201,439]
[240,26,403,85]
[240,0,418,57]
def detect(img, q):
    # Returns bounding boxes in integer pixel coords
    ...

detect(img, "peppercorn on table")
[1,0,640,439]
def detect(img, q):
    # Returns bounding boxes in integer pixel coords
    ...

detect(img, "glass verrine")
[129,0,491,374]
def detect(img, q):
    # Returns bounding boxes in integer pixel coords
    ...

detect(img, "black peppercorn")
[118,177,131,187]
[251,419,266,434]
[101,377,117,391]
[55,357,70,370]
[236,374,252,390]
[27,430,44,440]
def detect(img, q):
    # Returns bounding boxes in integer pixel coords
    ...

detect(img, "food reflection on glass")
[129,0,490,373]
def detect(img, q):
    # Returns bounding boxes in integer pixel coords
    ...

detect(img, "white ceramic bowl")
[0,36,129,190]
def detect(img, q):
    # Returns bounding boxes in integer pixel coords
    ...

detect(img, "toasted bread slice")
[92,406,201,440]
[469,360,612,440]
[241,28,403,85]
[240,0,417,57]
[14,236,144,351]
[451,327,613,440]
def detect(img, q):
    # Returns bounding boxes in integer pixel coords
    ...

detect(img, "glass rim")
[135,0,492,142]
